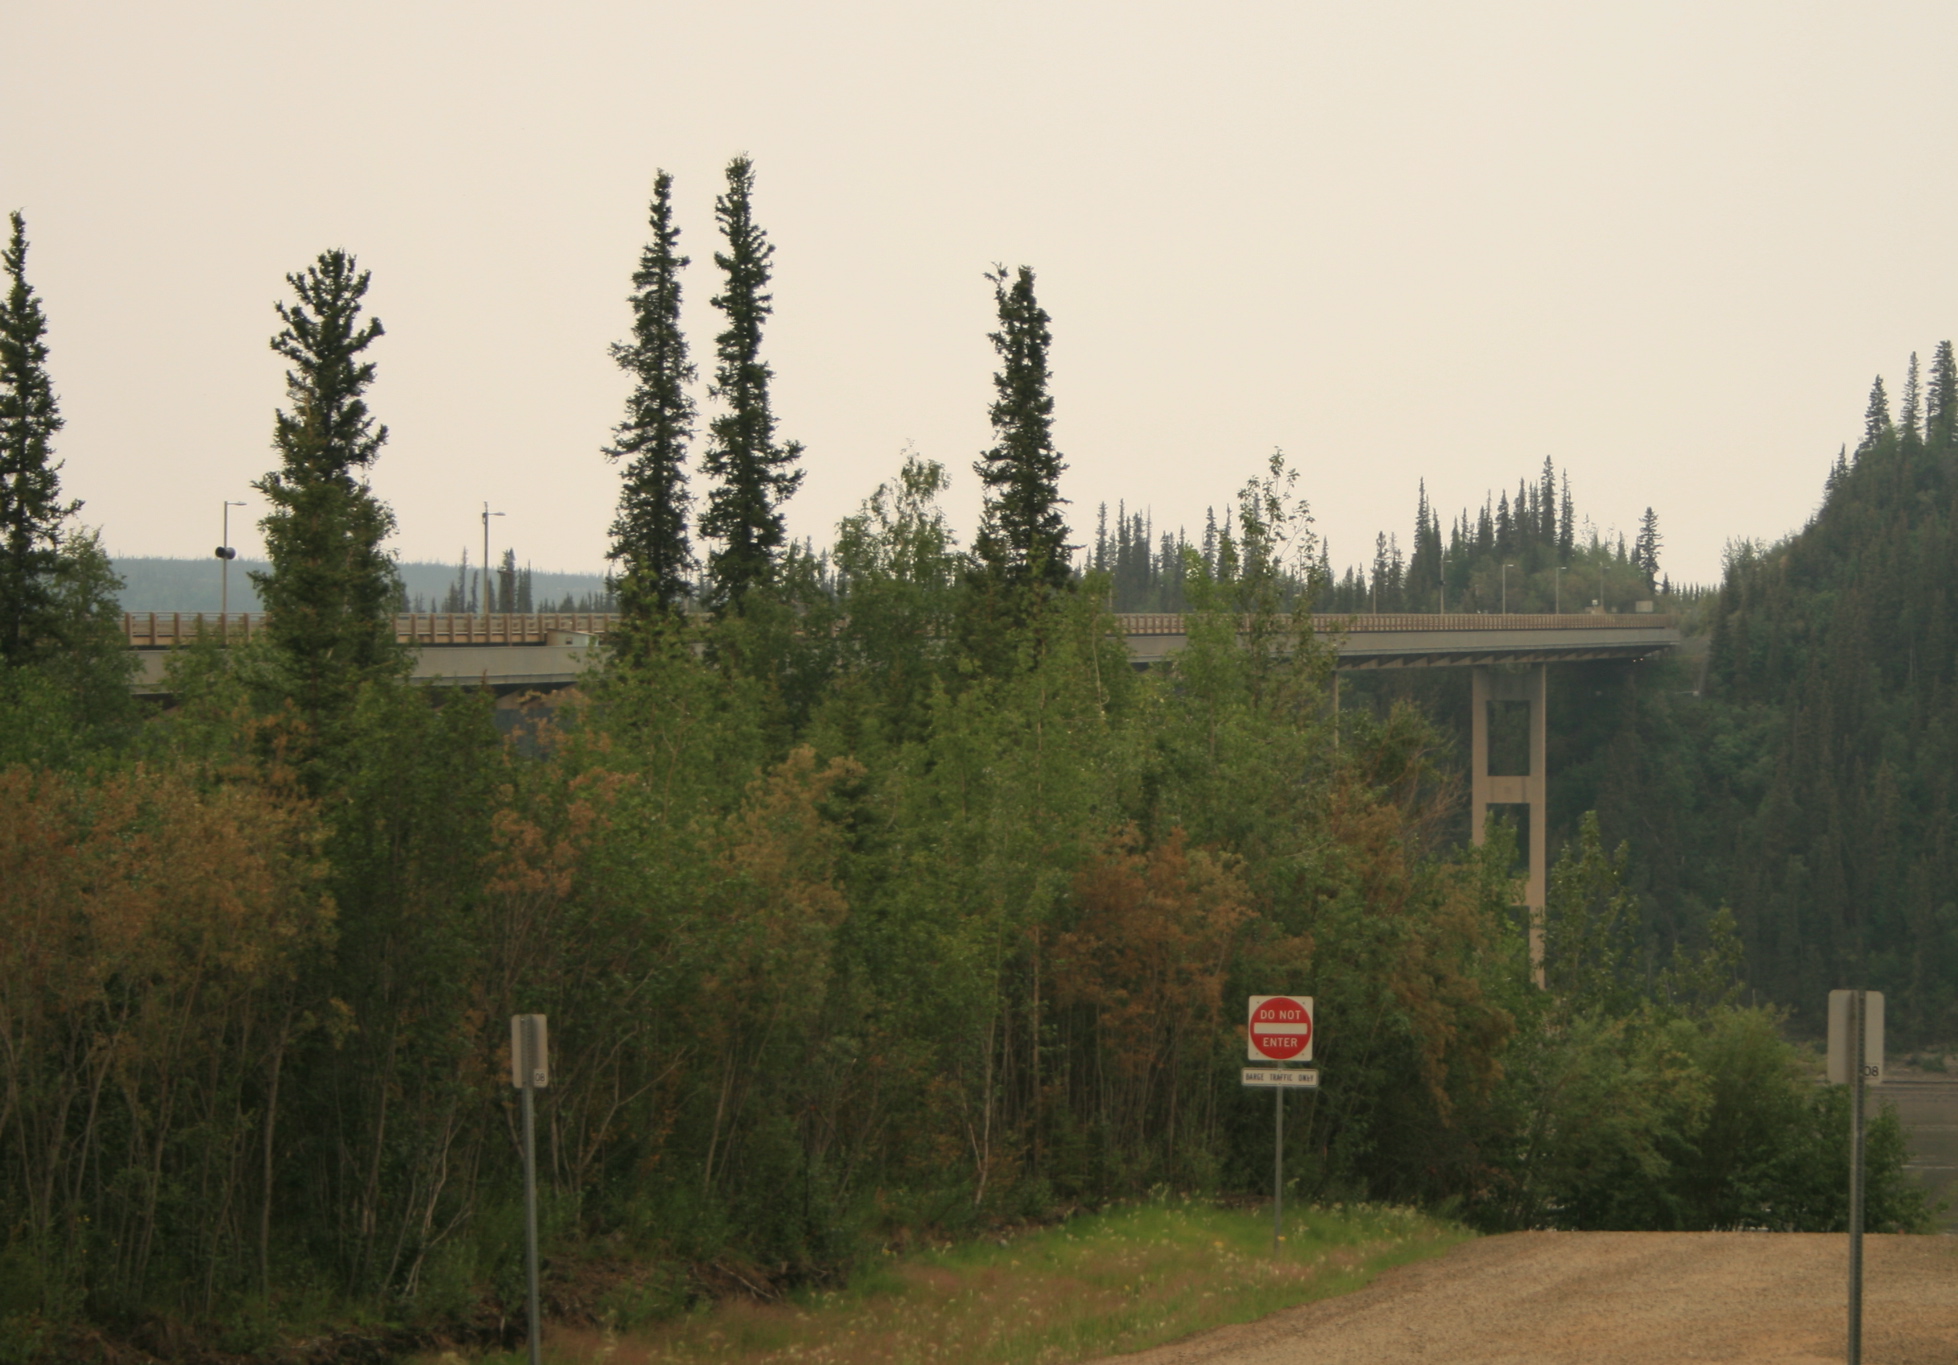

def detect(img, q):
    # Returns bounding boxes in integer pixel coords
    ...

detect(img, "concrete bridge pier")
[1470,664,1547,985]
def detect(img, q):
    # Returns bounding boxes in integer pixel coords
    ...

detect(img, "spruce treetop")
[1557,470,1576,560]
[1634,507,1662,588]
[1928,341,1956,448]
[700,155,803,611]
[1902,352,1922,443]
[0,211,77,665]
[1859,375,1891,454]
[252,249,403,739]
[606,170,697,624]
[268,250,387,482]
[974,264,1069,595]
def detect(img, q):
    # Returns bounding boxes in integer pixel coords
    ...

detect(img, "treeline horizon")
[91,143,1688,625]
[110,555,617,616]
[1085,456,1684,617]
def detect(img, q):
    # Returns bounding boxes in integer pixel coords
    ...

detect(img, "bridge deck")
[1118,612,1679,668]
[123,611,1680,693]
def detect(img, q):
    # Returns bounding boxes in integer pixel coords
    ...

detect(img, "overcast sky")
[6,1,1955,585]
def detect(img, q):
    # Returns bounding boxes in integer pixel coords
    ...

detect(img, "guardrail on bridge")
[122,612,624,648]
[123,609,1674,648]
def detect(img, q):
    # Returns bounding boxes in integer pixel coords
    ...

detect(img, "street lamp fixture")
[215,500,248,624]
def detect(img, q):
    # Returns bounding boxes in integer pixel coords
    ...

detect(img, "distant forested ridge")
[112,555,614,614]
[1703,347,1958,1034]
[1088,456,1674,616]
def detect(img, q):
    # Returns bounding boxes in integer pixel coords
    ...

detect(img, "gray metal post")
[1273,1088,1284,1256]
[483,502,506,625]
[218,499,245,637]
[1848,988,1865,1365]
[521,1019,543,1365]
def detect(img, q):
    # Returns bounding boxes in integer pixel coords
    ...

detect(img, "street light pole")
[481,502,506,624]
[1502,563,1515,615]
[216,500,247,632]
[1553,565,1563,615]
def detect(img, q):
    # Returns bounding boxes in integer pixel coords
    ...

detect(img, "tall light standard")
[1502,563,1515,615]
[1553,565,1564,615]
[481,502,505,623]
[214,500,247,627]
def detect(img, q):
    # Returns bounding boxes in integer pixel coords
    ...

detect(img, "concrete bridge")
[124,608,1680,971]
[123,609,1679,687]
[1119,611,1680,970]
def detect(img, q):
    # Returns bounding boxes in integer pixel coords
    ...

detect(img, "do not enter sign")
[1248,995,1314,1062]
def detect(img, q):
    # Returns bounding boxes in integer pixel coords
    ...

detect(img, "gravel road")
[1097,1232,1958,1364]
[1886,1076,1958,1231]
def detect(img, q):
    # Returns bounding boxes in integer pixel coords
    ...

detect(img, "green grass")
[439,1198,1468,1365]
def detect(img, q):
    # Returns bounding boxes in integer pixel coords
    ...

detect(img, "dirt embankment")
[1098,1231,1958,1365]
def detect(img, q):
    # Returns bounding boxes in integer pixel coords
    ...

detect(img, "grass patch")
[441,1198,1467,1365]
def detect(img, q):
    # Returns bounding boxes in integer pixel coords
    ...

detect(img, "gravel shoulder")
[1094,1231,1958,1364]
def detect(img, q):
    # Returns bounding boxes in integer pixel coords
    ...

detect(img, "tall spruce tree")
[252,250,403,733]
[974,264,1069,594]
[699,156,802,611]
[1633,507,1662,588]
[1538,457,1558,546]
[606,171,697,628]
[1859,375,1891,454]
[1902,352,1922,444]
[1928,341,1956,449]
[0,212,74,667]
[1825,444,1850,492]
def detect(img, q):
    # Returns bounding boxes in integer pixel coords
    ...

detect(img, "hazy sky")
[6,1,1955,585]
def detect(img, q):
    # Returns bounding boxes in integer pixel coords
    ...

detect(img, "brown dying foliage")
[1050,826,1260,1162]
[1056,826,1253,1082]
[1324,768,1513,1118]
[0,763,331,1296]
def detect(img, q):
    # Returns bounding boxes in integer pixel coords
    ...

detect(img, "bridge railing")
[124,609,1672,649]
[123,612,268,646]
[1115,611,1674,635]
[123,612,625,648]
[394,613,621,644]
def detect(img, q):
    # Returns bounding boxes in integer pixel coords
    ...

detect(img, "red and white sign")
[1247,995,1314,1062]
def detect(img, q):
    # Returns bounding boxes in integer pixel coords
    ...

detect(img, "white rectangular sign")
[1827,991,1883,1085]
[510,1014,550,1089]
[1242,1067,1319,1088]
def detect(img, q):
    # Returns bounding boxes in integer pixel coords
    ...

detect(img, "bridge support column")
[1471,664,1547,986]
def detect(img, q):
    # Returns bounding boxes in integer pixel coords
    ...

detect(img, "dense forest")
[1088,457,1669,618]
[1687,350,1958,1034]
[0,166,1943,1360]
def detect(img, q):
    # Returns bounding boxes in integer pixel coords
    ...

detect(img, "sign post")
[1245,996,1315,1257]
[511,1014,550,1365]
[1828,990,1883,1365]
[1273,1068,1284,1256]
